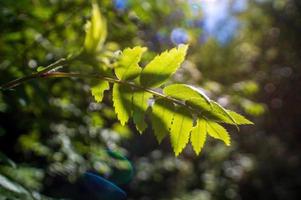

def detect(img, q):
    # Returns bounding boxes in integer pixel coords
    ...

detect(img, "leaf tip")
[178,44,189,52]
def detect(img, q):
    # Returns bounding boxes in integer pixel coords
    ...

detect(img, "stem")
[1,63,240,128]
[0,70,231,126]
[42,72,187,108]
[42,72,229,127]
[0,58,68,90]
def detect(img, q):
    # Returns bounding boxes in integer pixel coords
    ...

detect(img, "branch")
[42,72,236,128]
[0,69,235,126]
[42,72,188,109]
[0,58,68,90]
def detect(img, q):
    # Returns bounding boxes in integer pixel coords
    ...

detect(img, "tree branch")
[0,58,68,90]
[0,67,230,125]
[42,72,188,108]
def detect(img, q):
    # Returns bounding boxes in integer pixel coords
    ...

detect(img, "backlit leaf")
[190,118,207,155]
[140,44,188,88]
[170,107,193,156]
[227,110,254,125]
[132,89,152,133]
[112,84,132,126]
[163,84,211,110]
[210,101,237,125]
[151,99,175,143]
[91,81,110,103]
[115,46,147,80]
[201,101,237,126]
[207,120,230,146]
[84,3,107,53]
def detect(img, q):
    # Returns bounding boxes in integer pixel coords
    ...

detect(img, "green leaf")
[84,3,107,53]
[91,81,110,103]
[0,174,28,195]
[227,110,254,125]
[36,66,46,72]
[200,101,237,126]
[190,118,207,155]
[163,84,211,110]
[206,120,231,146]
[151,99,175,143]
[140,44,188,88]
[211,101,237,124]
[163,84,240,127]
[115,46,147,80]
[112,84,132,126]
[132,89,152,133]
[170,107,194,156]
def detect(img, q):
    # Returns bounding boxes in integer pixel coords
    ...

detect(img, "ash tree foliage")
[1,3,253,157]
[87,3,253,156]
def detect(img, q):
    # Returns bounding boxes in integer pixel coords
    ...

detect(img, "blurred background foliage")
[0,0,301,199]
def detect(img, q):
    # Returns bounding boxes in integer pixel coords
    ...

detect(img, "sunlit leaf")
[140,44,188,88]
[210,101,237,124]
[112,84,132,126]
[227,110,254,125]
[163,84,211,110]
[151,99,175,143]
[201,101,237,126]
[190,118,207,155]
[170,106,193,156]
[84,3,107,53]
[115,46,147,80]
[132,89,152,133]
[91,81,110,103]
[206,120,231,146]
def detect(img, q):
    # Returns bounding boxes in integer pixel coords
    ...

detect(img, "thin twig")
[0,58,68,90]
[42,72,188,108]
[1,69,238,127]
[43,72,220,125]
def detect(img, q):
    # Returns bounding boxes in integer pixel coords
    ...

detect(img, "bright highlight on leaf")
[115,46,147,80]
[170,107,194,156]
[227,110,254,125]
[151,99,175,143]
[191,118,207,155]
[132,89,152,133]
[84,3,107,53]
[88,44,253,156]
[91,81,110,102]
[112,84,132,126]
[163,84,211,111]
[209,101,237,125]
[207,120,231,146]
[140,44,188,88]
